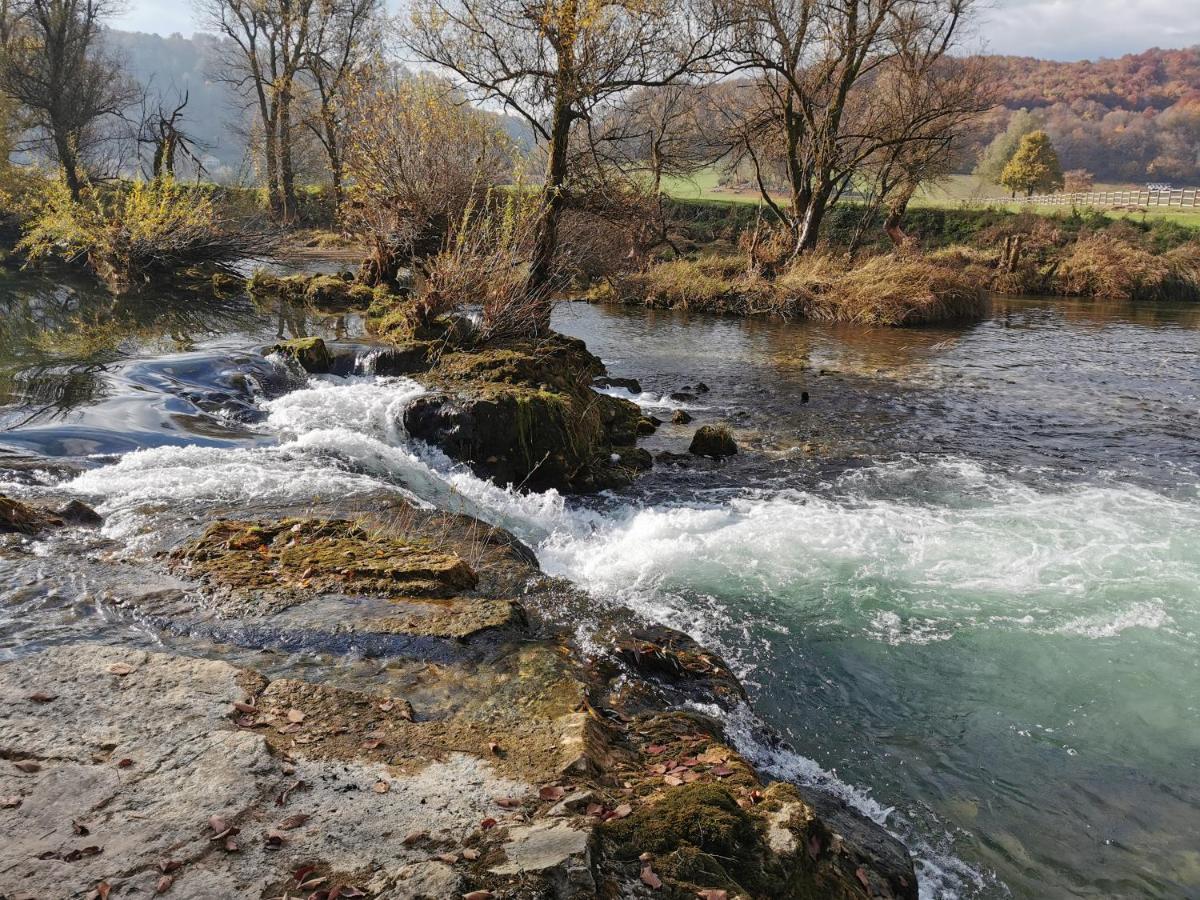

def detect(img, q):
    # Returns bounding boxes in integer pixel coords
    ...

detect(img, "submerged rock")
[594,375,643,394]
[0,494,62,534]
[690,424,738,458]
[269,336,331,374]
[672,409,693,425]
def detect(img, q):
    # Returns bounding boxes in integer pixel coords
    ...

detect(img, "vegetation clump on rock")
[690,425,737,459]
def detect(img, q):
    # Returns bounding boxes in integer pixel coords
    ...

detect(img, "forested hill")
[986,47,1200,111]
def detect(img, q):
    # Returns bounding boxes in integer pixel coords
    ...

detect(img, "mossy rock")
[270,336,331,374]
[608,784,757,858]
[689,424,737,458]
[173,518,479,613]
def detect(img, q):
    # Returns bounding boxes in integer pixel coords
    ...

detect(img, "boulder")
[689,424,737,458]
[594,376,643,394]
[672,409,693,425]
[269,337,331,374]
[0,494,62,535]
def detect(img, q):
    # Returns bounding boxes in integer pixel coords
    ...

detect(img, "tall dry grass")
[612,250,986,325]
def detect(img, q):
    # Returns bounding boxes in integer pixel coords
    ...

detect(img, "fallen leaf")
[856,867,870,889]
[639,852,654,863]
[585,803,604,817]
[156,875,174,894]
[402,830,427,845]
[646,744,667,755]
[462,892,494,900]
[224,836,239,852]
[276,779,304,806]
[116,758,134,769]
[107,663,135,676]
[299,876,328,890]
[29,692,58,703]
[697,890,729,900]
[488,741,501,755]
[538,785,565,802]
[278,813,310,830]
[286,709,306,723]
[372,780,390,794]
[648,763,667,775]
[158,858,181,874]
[13,761,40,773]
[72,819,90,836]
[264,831,286,850]
[682,771,702,784]
[89,881,111,900]
[62,845,103,862]
[360,739,383,750]
[437,852,459,865]
[1,796,22,809]
[378,699,394,712]
[641,866,663,890]
[339,888,366,898]
[233,701,258,714]
[712,765,734,778]
[462,848,480,861]
[663,775,684,786]
[395,699,415,721]
[479,817,497,830]
[611,804,633,819]
[494,797,521,808]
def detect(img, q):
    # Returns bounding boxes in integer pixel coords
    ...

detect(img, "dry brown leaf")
[712,765,734,778]
[461,848,480,861]
[462,892,494,900]
[494,797,521,808]
[264,831,286,850]
[372,780,390,794]
[538,785,565,802]
[224,836,239,852]
[479,817,497,830]
[158,858,181,874]
[402,830,427,845]
[641,866,663,890]
[29,692,57,703]
[276,779,304,807]
[611,804,633,819]
[208,815,229,834]
[487,741,500,755]
[233,701,258,714]
[72,820,90,836]
[278,813,310,830]
[663,775,684,787]
[89,881,112,900]
[116,758,134,769]
[856,867,870,889]
[0,796,21,809]
[107,663,135,676]
[286,709,306,723]
[646,744,667,755]
[13,761,40,773]
[156,875,174,894]
[360,739,383,750]
[697,890,729,900]
[436,852,459,865]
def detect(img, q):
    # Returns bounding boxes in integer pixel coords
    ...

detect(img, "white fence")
[1016,189,1200,209]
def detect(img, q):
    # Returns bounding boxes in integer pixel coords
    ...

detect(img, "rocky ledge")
[1,498,918,899]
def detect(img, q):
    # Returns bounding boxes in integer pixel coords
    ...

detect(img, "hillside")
[973,47,1200,184]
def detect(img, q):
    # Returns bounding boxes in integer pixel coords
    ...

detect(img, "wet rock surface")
[689,425,739,459]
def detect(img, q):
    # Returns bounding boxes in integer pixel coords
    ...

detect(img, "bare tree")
[302,0,381,207]
[138,91,210,180]
[198,0,316,222]
[715,0,979,254]
[0,0,138,200]
[404,0,723,329]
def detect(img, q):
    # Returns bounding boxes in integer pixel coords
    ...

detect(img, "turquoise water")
[2,277,1198,898]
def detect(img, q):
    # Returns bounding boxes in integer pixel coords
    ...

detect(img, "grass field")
[661,168,1200,223]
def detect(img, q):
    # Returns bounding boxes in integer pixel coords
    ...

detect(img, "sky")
[111,0,1200,62]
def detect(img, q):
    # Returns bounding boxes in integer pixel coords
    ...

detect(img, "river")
[1,269,1198,898]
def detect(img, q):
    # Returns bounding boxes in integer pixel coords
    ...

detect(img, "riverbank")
[1,486,917,899]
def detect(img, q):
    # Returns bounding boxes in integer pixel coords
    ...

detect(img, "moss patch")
[270,336,331,373]
[173,518,478,613]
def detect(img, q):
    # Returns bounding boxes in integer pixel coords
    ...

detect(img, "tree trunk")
[884,184,916,248]
[323,105,343,209]
[279,88,298,224]
[54,129,83,201]
[797,180,833,252]
[264,116,283,219]
[525,93,572,333]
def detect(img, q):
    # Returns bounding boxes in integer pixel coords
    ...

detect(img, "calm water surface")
[2,271,1198,899]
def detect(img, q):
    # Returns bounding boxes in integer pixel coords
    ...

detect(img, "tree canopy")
[1000,130,1064,197]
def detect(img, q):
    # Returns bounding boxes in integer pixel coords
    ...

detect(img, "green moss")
[270,336,331,373]
[607,784,756,859]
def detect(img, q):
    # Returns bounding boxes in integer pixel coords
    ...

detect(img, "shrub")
[18,178,275,290]
[1052,233,1174,301]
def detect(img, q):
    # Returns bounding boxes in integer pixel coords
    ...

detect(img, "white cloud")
[109,0,1200,61]
[975,0,1200,60]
